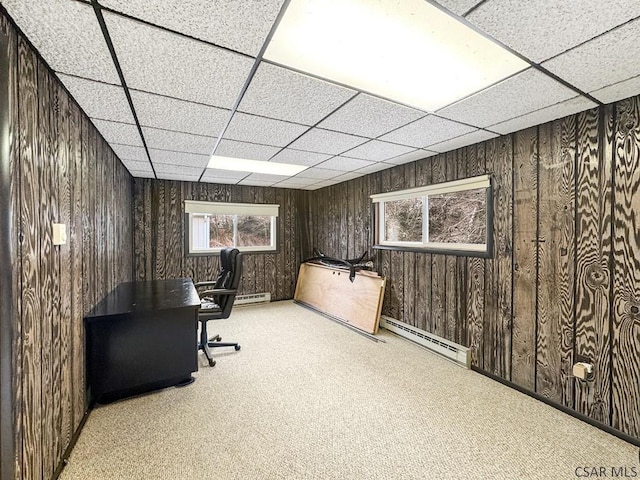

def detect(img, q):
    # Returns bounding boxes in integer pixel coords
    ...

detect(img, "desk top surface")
[86,278,201,319]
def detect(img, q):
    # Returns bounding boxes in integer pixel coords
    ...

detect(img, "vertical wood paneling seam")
[534,125,540,393]
[510,133,515,382]
[482,149,488,372]
[607,103,616,428]
[572,113,580,411]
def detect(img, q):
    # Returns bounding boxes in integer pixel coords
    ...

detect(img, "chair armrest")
[194,281,218,288]
[200,288,237,297]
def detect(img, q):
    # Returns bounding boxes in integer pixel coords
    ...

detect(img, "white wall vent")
[234,292,271,306]
[380,316,470,368]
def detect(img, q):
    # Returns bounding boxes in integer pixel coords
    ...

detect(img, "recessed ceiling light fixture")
[265,0,529,112]
[207,156,308,176]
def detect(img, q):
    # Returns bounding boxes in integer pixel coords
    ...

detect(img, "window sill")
[373,244,492,258]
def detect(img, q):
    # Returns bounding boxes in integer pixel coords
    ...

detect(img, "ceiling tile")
[100,0,285,56]
[153,163,203,180]
[268,148,332,167]
[58,74,133,123]
[130,90,229,137]
[316,157,374,171]
[129,170,155,179]
[224,112,309,147]
[1,0,119,83]
[590,76,640,105]
[317,93,426,138]
[215,139,280,161]
[156,172,202,181]
[295,167,342,180]
[243,172,290,182]
[342,140,415,162]
[237,179,278,187]
[330,172,363,183]
[384,149,436,165]
[307,180,340,190]
[238,62,357,125]
[142,127,215,155]
[436,68,576,128]
[355,162,395,174]
[201,169,249,182]
[104,12,253,107]
[489,96,597,135]
[110,144,148,162]
[288,128,368,155]
[427,129,499,153]
[91,120,143,146]
[153,163,202,174]
[148,149,209,168]
[379,115,475,148]
[272,178,317,188]
[434,0,483,16]
[542,18,640,94]
[121,159,152,172]
[467,0,640,63]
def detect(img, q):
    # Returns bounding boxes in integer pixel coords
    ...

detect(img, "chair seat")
[200,300,221,312]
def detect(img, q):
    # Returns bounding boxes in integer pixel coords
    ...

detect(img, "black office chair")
[195,247,243,367]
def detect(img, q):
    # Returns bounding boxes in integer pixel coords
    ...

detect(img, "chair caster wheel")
[208,359,216,367]
[235,345,241,351]
[209,335,221,342]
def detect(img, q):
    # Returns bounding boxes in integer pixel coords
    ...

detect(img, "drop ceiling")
[2,0,640,190]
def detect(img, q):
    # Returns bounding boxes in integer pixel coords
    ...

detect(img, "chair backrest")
[214,247,243,317]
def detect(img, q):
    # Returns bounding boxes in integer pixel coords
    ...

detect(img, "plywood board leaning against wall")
[294,262,386,334]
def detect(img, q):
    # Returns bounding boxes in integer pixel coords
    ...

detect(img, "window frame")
[371,174,493,258]
[184,200,279,256]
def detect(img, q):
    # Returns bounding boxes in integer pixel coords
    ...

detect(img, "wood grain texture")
[574,107,612,424]
[18,38,43,480]
[132,180,301,302]
[3,13,22,479]
[536,117,576,407]
[9,18,134,478]
[512,127,538,390]
[431,154,447,337]
[165,181,182,279]
[68,100,84,431]
[254,188,266,294]
[611,97,640,437]
[466,143,486,365]
[445,151,458,341]
[414,158,432,333]
[484,135,513,380]
[455,149,468,346]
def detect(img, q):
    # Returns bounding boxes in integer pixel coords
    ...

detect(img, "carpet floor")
[60,301,638,479]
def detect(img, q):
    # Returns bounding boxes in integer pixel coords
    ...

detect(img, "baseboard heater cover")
[380,316,470,368]
[234,292,271,305]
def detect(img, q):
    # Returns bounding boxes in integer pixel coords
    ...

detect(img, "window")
[371,175,492,256]
[185,201,279,254]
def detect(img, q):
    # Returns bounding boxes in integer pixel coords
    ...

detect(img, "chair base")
[199,327,240,367]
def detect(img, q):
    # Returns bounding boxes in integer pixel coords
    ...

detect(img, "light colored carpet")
[60,301,638,480]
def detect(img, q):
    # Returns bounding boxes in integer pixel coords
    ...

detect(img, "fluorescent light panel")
[265,0,529,112]
[207,156,308,176]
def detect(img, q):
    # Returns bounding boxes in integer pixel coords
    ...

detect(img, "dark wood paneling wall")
[132,179,302,301]
[2,10,134,479]
[306,97,640,441]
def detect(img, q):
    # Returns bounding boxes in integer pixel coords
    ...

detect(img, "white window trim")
[185,201,279,254]
[372,175,491,254]
[370,174,490,203]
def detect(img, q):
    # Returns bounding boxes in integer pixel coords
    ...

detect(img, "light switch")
[53,223,67,246]
[572,362,593,380]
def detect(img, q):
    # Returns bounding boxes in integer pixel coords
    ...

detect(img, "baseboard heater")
[234,292,271,305]
[380,316,470,368]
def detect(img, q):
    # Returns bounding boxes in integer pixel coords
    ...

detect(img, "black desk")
[85,278,200,404]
